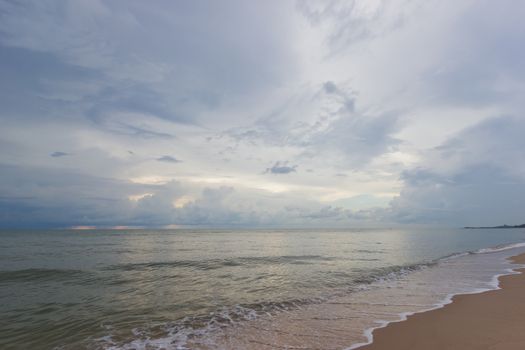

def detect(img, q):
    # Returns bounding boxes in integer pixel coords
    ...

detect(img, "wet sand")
[357,253,525,350]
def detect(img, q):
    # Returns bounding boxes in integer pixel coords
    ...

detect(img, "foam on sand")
[349,246,525,350]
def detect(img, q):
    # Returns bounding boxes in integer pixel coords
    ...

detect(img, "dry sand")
[357,253,525,350]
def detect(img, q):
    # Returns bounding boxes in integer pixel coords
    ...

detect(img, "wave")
[94,260,439,350]
[96,301,310,350]
[0,268,88,283]
[438,241,525,262]
[475,242,525,253]
[96,240,525,350]
[346,242,525,350]
[105,255,338,272]
[346,267,523,350]
[352,262,436,285]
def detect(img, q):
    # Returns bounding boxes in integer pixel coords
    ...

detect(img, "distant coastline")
[464,224,525,229]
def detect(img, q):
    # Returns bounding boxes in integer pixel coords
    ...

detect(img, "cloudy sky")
[1,0,524,228]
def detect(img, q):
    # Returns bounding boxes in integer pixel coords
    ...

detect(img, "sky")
[0,0,524,228]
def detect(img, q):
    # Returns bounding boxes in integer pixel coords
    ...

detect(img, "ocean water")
[1,228,525,349]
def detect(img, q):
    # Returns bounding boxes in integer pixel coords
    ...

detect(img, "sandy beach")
[358,253,525,350]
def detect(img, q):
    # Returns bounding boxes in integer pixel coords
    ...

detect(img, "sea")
[1,227,525,350]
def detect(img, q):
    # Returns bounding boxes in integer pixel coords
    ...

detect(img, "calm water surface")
[1,228,525,349]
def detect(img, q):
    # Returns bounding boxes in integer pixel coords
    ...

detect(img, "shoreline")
[350,252,525,350]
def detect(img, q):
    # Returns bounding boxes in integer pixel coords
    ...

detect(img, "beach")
[358,253,525,350]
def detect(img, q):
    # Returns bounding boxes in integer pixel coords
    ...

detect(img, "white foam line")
[476,242,525,254]
[345,256,525,350]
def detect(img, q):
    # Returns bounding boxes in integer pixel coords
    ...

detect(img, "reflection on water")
[0,228,524,349]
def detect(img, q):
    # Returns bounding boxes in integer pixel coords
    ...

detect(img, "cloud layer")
[390,116,525,226]
[0,0,524,227]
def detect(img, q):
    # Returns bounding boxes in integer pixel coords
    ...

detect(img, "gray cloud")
[225,81,398,168]
[0,1,296,127]
[0,164,139,228]
[0,161,377,228]
[389,116,525,226]
[306,109,402,165]
[323,81,338,94]
[0,1,524,228]
[50,151,68,158]
[157,155,181,163]
[419,2,525,109]
[296,0,411,54]
[265,161,297,174]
